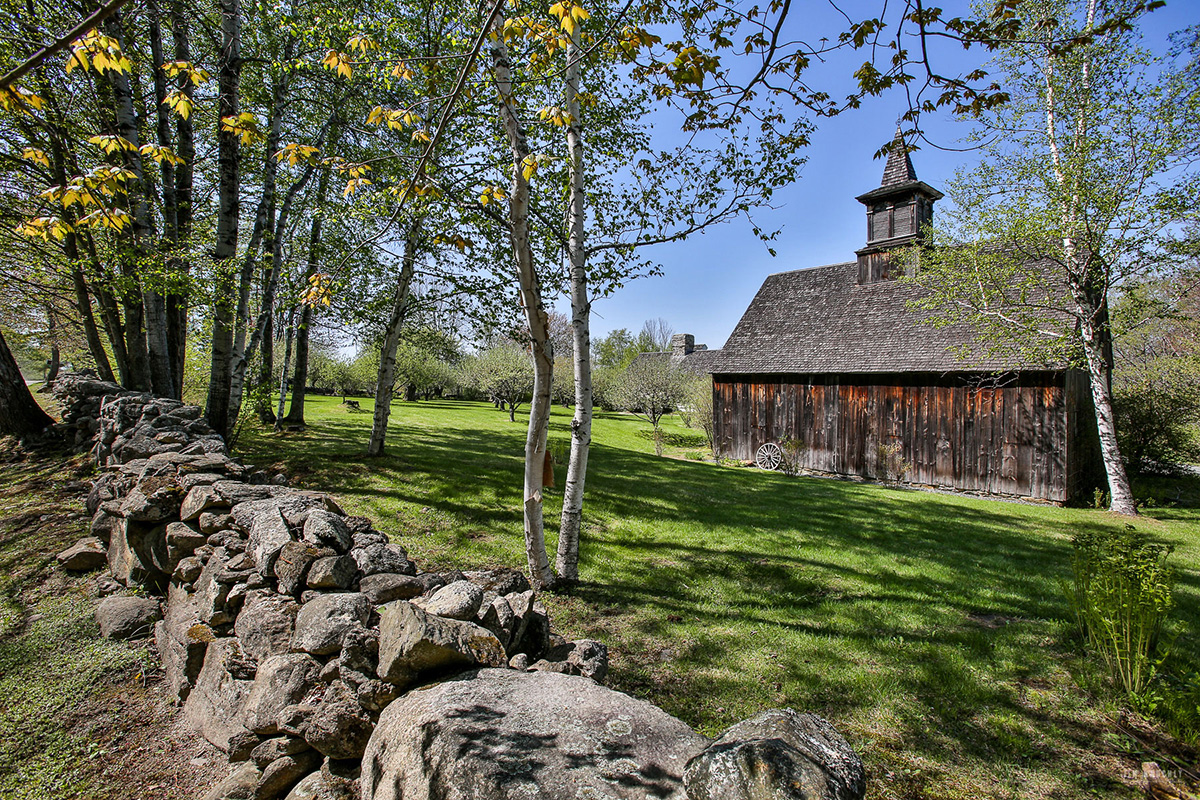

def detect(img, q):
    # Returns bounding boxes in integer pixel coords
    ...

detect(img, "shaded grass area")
[236,396,1200,799]
[0,442,224,799]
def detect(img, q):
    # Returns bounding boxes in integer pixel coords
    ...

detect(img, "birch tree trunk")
[275,306,295,426]
[47,137,116,383]
[228,84,286,421]
[148,2,183,399]
[230,96,329,429]
[556,27,590,582]
[205,0,242,436]
[1041,0,1135,515]
[367,221,422,456]
[490,34,557,590]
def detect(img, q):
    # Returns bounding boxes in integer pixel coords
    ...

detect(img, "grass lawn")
[237,394,1200,799]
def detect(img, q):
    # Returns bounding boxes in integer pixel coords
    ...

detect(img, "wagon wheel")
[755,442,783,471]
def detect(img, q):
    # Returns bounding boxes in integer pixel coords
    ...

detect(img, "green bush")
[1139,667,1200,745]
[1068,528,1174,696]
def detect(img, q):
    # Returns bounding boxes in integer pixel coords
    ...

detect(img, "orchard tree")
[614,356,688,456]
[911,0,1200,515]
[465,343,535,423]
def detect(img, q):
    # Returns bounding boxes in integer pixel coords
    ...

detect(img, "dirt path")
[0,439,226,799]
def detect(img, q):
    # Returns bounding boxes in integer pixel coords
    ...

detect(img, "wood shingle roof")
[711,262,1063,375]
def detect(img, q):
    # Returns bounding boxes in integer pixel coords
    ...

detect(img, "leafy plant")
[778,437,807,476]
[875,442,911,483]
[1068,528,1175,696]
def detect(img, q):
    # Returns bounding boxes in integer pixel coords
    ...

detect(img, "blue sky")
[581,1,1197,352]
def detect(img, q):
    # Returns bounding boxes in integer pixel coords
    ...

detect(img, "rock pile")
[50,374,866,800]
[49,372,225,460]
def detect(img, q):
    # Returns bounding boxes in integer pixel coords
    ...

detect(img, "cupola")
[854,129,943,284]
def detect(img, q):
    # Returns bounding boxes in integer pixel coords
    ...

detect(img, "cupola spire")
[853,128,943,284]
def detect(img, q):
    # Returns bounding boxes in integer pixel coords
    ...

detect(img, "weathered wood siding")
[713,371,1096,502]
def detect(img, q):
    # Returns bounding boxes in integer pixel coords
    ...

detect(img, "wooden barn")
[707,135,1102,502]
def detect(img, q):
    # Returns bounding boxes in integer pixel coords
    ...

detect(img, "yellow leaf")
[561,15,575,35]
[367,106,386,126]
[572,6,589,20]
[411,129,431,143]
[322,50,352,79]
[65,49,88,73]
[164,91,193,120]
[21,148,50,168]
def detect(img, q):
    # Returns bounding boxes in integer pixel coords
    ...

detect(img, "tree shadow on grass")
[235,400,1200,796]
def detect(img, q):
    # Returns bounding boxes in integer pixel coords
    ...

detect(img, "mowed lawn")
[236,395,1200,800]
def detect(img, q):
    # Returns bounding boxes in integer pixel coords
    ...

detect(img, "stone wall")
[50,374,866,800]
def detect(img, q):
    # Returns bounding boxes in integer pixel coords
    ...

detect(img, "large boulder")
[302,510,352,552]
[683,710,865,800]
[360,668,709,800]
[257,750,322,800]
[166,521,208,552]
[95,595,161,640]
[118,478,183,522]
[184,638,256,752]
[283,767,358,800]
[306,555,355,590]
[376,601,506,688]
[462,568,530,596]
[358,573,424,605]
[350,544,413,578]
[235,591,302,664]
[242,654,322,734]
[291,593,372,656]
[180,485,227,522]
[107,518,170,588]
[201,762,262,800]
[196,548,235,626]
[274,541,321,595]
[232,493,324,532]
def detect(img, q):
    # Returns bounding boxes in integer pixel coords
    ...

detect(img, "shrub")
[875,442,910,483]
[1068,528,1174,696]
[778,437,807,476]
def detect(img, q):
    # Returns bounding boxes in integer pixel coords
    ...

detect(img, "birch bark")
[556,25,590,582]
[368,221,422,456]
[490,33,556,590]
[1042,0,1136,515]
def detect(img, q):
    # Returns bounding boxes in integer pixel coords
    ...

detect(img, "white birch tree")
[911,0,1200,515]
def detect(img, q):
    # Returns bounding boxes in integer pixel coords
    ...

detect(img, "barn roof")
[712,261,1065,375]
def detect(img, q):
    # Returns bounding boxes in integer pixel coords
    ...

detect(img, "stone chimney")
[671,333,695,359]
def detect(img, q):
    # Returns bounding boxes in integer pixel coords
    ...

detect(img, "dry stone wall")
[49,374,866,800]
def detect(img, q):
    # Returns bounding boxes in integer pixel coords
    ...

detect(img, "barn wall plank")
[713,371,1072,500]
